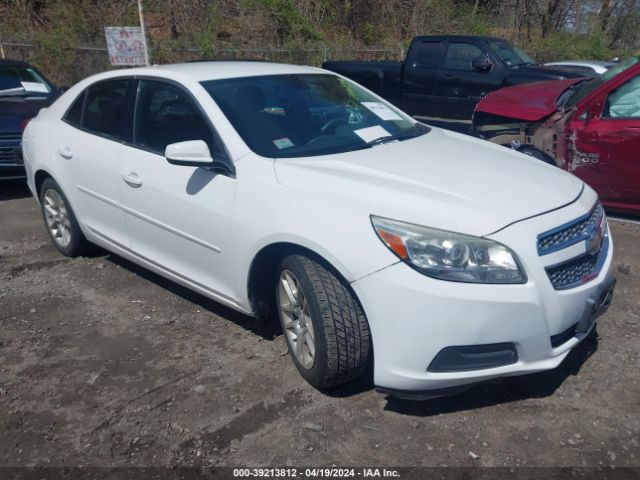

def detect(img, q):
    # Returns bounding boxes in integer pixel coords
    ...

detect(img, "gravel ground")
[0,180,639,469]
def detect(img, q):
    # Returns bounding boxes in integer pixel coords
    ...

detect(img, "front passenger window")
[604,76,640,118]
[133,80,220,156]
[444,43,486,71]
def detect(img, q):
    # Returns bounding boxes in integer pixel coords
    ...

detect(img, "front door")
[571,74,640,211]
[433,41,502,119]
[118,78,238,302]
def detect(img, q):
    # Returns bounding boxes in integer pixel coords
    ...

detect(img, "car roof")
[104,61,324,82]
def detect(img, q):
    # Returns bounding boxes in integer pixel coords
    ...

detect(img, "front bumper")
[352,190,614,394]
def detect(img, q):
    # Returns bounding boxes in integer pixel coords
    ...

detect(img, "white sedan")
[544,60,615,75]
[22,62,615,398]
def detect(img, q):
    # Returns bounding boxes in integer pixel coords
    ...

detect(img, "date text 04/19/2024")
[232,468,401,478]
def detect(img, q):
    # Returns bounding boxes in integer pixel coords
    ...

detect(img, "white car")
[544,60,615,75]
[22,62,616,398]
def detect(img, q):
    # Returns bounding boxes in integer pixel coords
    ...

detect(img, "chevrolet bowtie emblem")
[586,221,605,256]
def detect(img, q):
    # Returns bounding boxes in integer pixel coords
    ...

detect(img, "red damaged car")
[473,57,640,215]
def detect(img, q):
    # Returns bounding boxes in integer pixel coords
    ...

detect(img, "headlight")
[371,216,526,284]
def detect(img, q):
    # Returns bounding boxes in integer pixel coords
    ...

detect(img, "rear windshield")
[0,65,52,97]
[201,73,428,158]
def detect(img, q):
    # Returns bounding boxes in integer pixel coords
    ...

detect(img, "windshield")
[560,56,639,109]
[201,74,428,158]
[487,40,535,67]
[0,65,52,97]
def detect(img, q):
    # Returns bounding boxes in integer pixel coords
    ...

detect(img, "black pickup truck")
[323,35,585,121]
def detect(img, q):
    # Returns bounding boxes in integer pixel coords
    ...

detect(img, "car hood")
[474,78,583,121]
[0,96,53,134]
[508,63,588,79]
[274,127,584,237]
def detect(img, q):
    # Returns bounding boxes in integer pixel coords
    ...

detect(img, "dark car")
[1,59,58,180]
[323,35,586,121]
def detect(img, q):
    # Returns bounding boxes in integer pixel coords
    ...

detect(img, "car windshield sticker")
[21,82,49,93]
[273,137,294,149]
[361,102,403,121]
[354,125,391,143]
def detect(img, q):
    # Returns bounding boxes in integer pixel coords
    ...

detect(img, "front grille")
[546,236,608,290]
[0,133,21,141]
[537,203,604,255]
[0,147,21,164]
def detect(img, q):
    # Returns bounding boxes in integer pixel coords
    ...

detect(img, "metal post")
[137,0,151,66]
[0,41,5,59]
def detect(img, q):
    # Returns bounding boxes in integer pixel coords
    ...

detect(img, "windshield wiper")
[367,133,419,147]
[367,135,398,146]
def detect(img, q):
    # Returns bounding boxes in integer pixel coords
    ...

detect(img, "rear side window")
[83,80,129,140]
[444,43,485,71]
[133,80,219,156]
[411,41,443,68]
[64,91,85,127]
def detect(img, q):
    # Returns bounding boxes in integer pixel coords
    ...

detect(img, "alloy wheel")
[43,189,72,248]
[277,270,316,370]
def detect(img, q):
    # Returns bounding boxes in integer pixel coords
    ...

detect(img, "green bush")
[240,0,322,44]
[526,32,615,62]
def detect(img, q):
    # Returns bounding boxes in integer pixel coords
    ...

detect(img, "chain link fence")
[0,42,405,86]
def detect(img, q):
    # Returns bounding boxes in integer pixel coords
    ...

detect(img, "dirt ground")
[1,179,639,469]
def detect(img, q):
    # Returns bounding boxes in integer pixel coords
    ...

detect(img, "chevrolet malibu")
[23,62,615,398]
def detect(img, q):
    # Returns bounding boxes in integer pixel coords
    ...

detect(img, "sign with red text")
[104,27,148,66]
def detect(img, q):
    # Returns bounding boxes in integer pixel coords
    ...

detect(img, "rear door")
[433,40,502,119]
[118,78,238,301]
[570,74,640,211]
[58,78,131,247]
[401,39,445,118]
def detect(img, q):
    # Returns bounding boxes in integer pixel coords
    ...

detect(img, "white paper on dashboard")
[353,125,391,143]
[361,101,403,121]
[21,82,49,93]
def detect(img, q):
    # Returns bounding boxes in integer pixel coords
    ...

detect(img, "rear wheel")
[40,178,89,257]
[276,254,371,389]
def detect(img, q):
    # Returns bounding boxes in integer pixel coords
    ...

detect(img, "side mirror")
[472,56,492,72]
[165,140,234,176]
[165,140,215,167]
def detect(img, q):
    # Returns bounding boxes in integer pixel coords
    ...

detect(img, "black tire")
[519,146,557,166]
[276,254,371,389]
[39,177,90,257]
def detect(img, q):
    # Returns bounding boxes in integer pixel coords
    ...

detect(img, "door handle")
[58,146,73,159]
[122,170,142,187]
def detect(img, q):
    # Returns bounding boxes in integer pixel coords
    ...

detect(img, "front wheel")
[276,254,371,389]
[40,178,90,257]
